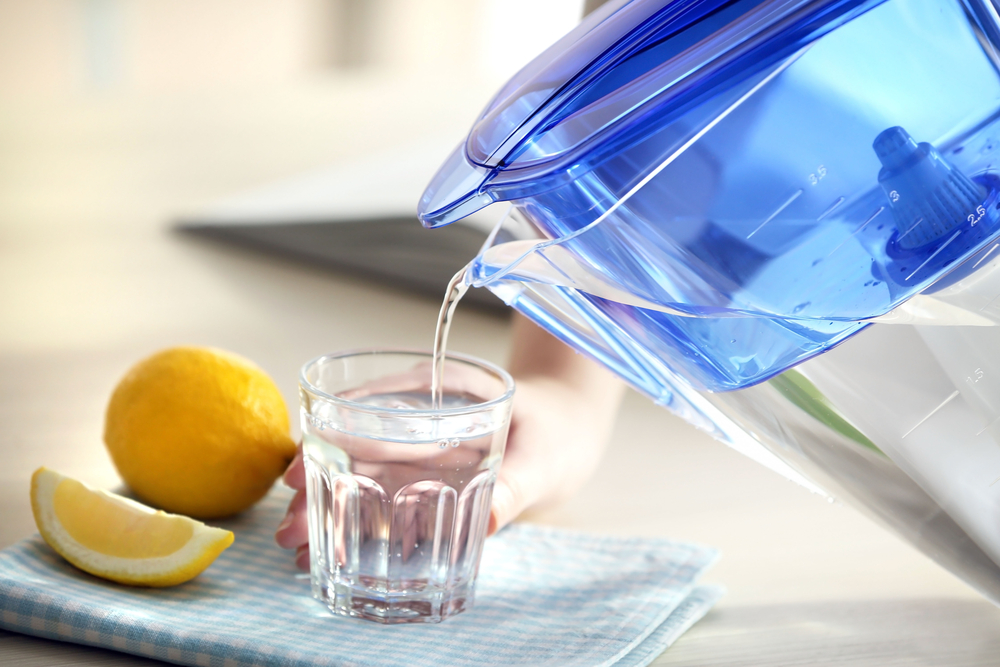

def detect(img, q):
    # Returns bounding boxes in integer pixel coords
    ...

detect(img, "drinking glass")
[299,349,514,623]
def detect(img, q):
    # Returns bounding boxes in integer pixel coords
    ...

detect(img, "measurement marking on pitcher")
[980,291,1000,314]
[815,197,846,222]
[977,414,1000,436]
[897,217,925,245]
[826,207,883,258]
[901,390,960,439]
[905,231,962,281]
[747,189,803,239]
[974,243,1000,270]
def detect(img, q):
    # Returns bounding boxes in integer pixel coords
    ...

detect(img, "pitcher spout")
[418,144,495,229]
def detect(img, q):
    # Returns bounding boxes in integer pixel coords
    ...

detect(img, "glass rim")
[299,347,515,416]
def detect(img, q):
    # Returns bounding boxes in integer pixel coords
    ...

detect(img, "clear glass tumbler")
[299,349,514,624]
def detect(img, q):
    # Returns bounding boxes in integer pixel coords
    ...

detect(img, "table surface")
[3,75,1000,667]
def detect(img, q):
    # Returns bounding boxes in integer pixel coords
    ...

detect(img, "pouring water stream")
[431,265,471,410]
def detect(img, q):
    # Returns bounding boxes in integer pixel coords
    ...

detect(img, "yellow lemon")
[104,346,296,519]
[31,468,234,587]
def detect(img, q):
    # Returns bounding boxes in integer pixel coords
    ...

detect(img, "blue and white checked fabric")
[0,486,722,667]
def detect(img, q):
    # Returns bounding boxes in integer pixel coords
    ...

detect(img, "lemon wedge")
[30,467,234,587]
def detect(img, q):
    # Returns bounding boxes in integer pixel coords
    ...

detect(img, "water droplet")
[792,301,811,314]
[437,440,448,449]
[450,439,460,448]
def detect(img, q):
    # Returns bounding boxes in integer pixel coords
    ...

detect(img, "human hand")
[274,453,310,570]
[486,372,621,533]
[490,314,626,532]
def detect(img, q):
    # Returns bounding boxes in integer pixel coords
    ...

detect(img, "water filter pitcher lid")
[419,0,881,227]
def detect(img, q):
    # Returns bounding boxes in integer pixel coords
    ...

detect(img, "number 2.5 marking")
[969,205,987,226]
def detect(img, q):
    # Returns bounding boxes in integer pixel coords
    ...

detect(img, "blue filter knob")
[874,126,987,250]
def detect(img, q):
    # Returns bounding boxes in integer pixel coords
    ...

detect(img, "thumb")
[488,478,517,536]
[488,463,542,536]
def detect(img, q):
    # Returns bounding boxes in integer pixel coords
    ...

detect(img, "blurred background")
[0,0,584,95]
[0,0,585,235]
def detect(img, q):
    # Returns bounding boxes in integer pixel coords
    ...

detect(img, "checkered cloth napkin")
[0,486,722,667]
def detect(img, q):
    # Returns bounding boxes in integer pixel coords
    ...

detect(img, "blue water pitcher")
[420,0,1000,605]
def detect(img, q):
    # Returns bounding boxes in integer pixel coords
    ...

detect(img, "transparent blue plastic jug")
[420,0,1000,603]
